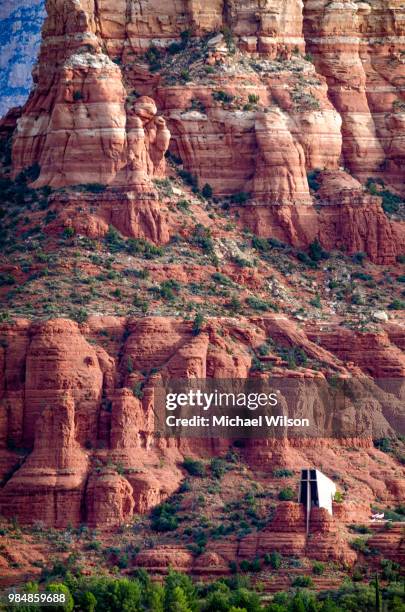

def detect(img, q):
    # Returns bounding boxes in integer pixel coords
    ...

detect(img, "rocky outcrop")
[133,546,194,573]
[239,169,405,262]
[86,469,134,527]
[239,502,357,565]
[306,325,405,379]
[158,59,342,204]
[303,0,405,192]
[0,316,403,528]
[0,1,404,591]
[316,171,404,265]
[6,0,403,259]
[0,392,89,527]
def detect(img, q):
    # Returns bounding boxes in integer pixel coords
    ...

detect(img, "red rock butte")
[0,0,404,588]
[6,0,404,262]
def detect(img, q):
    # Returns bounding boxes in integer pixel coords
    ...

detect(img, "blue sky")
[0,0,45,118]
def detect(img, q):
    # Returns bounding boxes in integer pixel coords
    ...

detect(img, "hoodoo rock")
[0,392,88,527]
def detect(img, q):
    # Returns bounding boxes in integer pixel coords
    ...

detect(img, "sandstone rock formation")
[0,316,403,528]
[6,0,404,259]
[303,0,405,191]
[86,469,134,528]
[0,0,404,589]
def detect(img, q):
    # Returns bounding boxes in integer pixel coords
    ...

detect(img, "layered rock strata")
[0,316,403,528]
[6,0,404,260]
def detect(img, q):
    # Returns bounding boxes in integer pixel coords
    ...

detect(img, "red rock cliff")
[8,0,404,261]
[0,316,403,528]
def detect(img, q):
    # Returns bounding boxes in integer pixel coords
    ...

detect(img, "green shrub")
[269,237,287,250]
[379,190,404,215]
[349,524,372,535]
[210,458,228,480]
[86,540,102,551]
[72,308,88,324]
[297,251,318,269]
[292,575,314,588]
[250,558,262,572]
[221,25,236,53]
[145,45,161,71]
[212,90,234,104]
[168,42,183,55]
[150,279,180,301]
[225,295,243,313]
[127,238,163,259]
[380,558,401,581]
[192,312,204,336]
[309,239,329,262]
[366,179,404,215]
[251,356,267,373]
[177,199,190,211]
[0,273,15,286]
[349,537,370,553]
[273,469,294,478]
[182,457,206,477]
[109,283,124,299]
[312,561,325,575]
[388,299,405,310]
[180,69,191,82]
[105,225,126,252]
[307,169,322,191]
[82,183,106,193]
[251,236,268,252]
[352,252,366,265]
[153,177,173,195]
[202,183,213,199]
[264,551,282,569]
[278,487,295,501]
[231,192,250,205]
[232,255,253,268]
[191,224,214,253]
[132,382,144,399]
[132,296,149,312]
[47,583,74,611]
[167,33,189,55]
[248,94,260,104]
[257,344,270,356]
[63,227,75,239]
[246,296,275,312]
[310,294,321,308]
[151,502,179,532]
[212,272,233,286]
[178,169,199,192]
[374,437,393,453]
[239,559,252,572]
[277,346,307,369]
[352,272,373,281]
